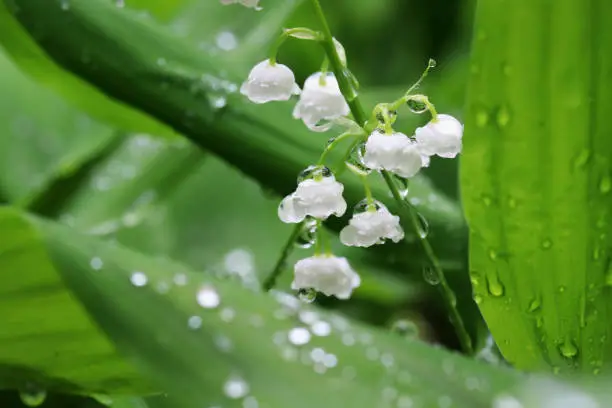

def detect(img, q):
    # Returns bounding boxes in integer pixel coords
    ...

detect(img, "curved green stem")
[263,222,302,291]
[310,0,473,355]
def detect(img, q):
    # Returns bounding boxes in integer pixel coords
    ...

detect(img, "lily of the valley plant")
[222,0,463,302]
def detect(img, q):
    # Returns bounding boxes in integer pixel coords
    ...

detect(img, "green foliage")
[0,206,522,406]
[463,0,612,373]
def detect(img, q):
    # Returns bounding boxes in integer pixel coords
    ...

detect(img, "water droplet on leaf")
[406,98,428,114]
[391,319,419,338]
[197,285,220,309]
[130,271,148,287]
[19,385,46,407]
[559,339,578,359]
[486,273,505,297]
[288,327,311,345]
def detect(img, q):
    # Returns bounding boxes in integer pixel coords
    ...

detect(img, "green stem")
[382,171,472,354]
[263,222,302,291]
[310,0,473,355]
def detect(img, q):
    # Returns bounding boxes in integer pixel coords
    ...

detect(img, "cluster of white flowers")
[222,2,463,301]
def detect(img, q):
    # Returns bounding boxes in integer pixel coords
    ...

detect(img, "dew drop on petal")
[197,285,221,309]
[298,288,317,303]
[288,327,311,345]
[130,271,148,287]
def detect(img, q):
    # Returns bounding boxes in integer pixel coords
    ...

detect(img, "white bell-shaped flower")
[220,0,261,9]
[415,114,463,158]
[240,60,300,104]
[292,255,360,299]
[278,175,347,223]
[340,203,404,247]
[293,72,350,132]
[363,131,423,178]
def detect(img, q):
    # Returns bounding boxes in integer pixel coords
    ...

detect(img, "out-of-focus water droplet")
[415,212,429,239]
[423,265,440,285]
[215,31,238,51]
[486,273,505,297]
[197,285,220,309]
[156,57,167,66]
[496,105,511,128]
[473,294,483,304]
[243,396,259,408]
[188,315,202,330]
[295,218,317,249]
[288,327,311,345]
[541,239,553,249]
[223,375,249,399]
[130,271,148,287]
[115,0,125,8]
[345,143,370,176]
[573,149,591,169]
[507,197,517,208]
[559,339,578,359]
[19,384,46,407]
[475,109,489,128]
[390,319,419,338]
[488,249,498,261]
[298,165,332,183]
[298,288,316,303]
[311,320,332,336]
[90,257,103,271]
[173,273,188,286]
[559,285,566,293]
[220,307,236,322]
[599,175,612,194]
[60,0,70,10]
[492,394,523,408]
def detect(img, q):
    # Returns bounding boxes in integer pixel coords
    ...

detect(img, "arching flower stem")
[309,0,473,355]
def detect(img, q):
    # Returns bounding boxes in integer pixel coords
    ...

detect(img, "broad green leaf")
[0,208,149,393]
[4,0,466,272]
[0,206,523,405]
[0,50,116,205]
[463,0,612,373]
[55,135,204,235]
[0,1,176,138]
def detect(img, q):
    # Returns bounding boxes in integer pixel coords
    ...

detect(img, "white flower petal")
[292,256,360,299]
[278,194,305,223]
[340,204,404,247]
[241,60,299,103]
[415,114,463,158]
[363,131,424,178]
[277,175,347,223]
[293,72,350,132]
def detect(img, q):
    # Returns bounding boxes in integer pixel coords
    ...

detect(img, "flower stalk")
[309,0,473,354]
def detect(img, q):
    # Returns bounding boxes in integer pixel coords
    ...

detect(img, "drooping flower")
[220,0,261,9]
[278,174,347,223]
[415,114,463,158]
[292,255,360,299]
[293,72,350,132]
[363,131,423,178]
[240,59,300,103]
[340,203,404,247]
